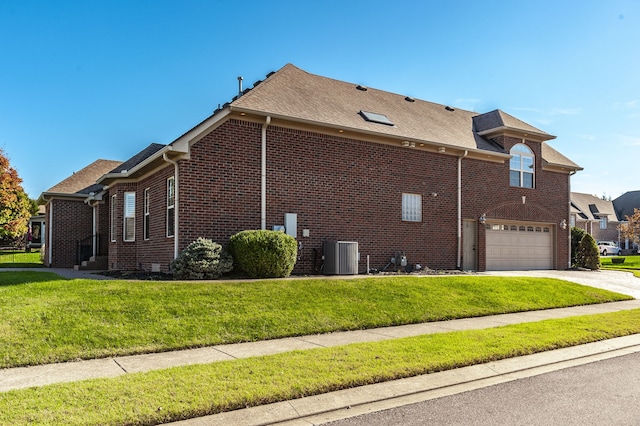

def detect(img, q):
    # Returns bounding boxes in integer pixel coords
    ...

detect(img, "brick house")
[37,159,122,268]
[570,192,621,244]
[613,190,640,251]
[42,64,583,272]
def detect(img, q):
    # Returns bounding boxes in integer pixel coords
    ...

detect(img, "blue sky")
[1,1,638,201]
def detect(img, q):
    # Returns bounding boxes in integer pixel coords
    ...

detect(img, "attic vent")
[253,79,263,87]
[265,71,276,78]
[356,85,368,91]
[359,110,394,126]
[404,96,415,102]
[445,106,455,111]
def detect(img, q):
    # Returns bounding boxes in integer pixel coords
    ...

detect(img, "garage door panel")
[486,223,552,271]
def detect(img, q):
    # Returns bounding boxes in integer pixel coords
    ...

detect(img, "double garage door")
[486,222,553,270]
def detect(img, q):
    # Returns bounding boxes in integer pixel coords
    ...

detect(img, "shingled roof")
[228,64,581,171]
[43,159,122,196]
[571,192,619,221]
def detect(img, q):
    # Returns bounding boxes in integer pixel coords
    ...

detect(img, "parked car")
[597,241,622,256]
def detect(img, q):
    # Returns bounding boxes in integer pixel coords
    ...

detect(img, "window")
[167,177,175,237]
[600,217,607,229]
[143,188,150,240]
[110,195,116,242]
[402,193,422,222]
[510,143,534,188]
[359,110,394,126]
[123,192,135,241]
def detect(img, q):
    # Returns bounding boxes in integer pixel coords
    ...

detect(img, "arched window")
[510,143,534,188]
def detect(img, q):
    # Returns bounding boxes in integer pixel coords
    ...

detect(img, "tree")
[576,233,600,270]
[570,226,587,267]
[0,148,34,242]
[620,208,640,249]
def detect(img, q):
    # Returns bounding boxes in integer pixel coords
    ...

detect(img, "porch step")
[77,256,108,271]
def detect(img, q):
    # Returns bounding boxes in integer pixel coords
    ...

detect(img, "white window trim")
[510,143,535,189]
[167,176,175,237]
[402,193,422,222]
[143,188,150,240]
[123,191,136,242]
[110,194,117,242]
[599,216,607,230]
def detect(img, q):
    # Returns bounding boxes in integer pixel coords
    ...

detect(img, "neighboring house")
[42,64,583,272]
[37,159,122,268]
[28,205,46,249]
[570,192,621,244]
[613,190,640,250]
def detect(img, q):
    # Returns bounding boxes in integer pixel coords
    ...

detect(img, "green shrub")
[229,230,297,278]
[611,257,626,264]
[576,233,600,270]
[570,227,587,267]
[170,238,233,280]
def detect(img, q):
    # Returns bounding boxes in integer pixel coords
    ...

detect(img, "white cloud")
[615,134,640,146]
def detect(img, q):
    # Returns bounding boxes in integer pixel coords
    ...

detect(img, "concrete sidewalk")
[2,299,640,393]
[2,268,640,425]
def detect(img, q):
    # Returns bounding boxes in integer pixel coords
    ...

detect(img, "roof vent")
[359,110,394,126]
[356,85,368,91]
[253,79,263,87]
[266,71,276,78]
[405,96,415,102]
[445,106,455,111]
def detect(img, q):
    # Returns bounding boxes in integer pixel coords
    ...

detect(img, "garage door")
[486,223,553,270]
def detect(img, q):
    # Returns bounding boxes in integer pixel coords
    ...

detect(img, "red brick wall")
[46,199,93,268]
[107,120,572,274]
[107,183,138,270]
[461,136,571,270]
[136,166,176,271]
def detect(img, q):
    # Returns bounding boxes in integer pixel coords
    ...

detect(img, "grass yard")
[0,271,632,368]
[601,254,640,278]
[0,249,43,268]
[1,309,640,425]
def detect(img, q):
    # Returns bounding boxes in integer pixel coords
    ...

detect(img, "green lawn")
[601,254,640,277]
[0,270,637,424]
[0,250,43,267]
[0,271,632,369]
[1,309,640,425]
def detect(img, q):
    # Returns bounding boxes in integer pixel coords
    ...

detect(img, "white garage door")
[486,223,553,270]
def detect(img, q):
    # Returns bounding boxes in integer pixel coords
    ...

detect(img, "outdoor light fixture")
[479,214,487,224]
[560,219,567,230]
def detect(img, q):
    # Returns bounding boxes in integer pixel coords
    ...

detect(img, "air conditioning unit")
[324,241,359,275]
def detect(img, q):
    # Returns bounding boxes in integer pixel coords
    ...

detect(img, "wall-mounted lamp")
[410,142,416,148]
[402,141,410,147]
[431,192,438,198]
[559,219,567,230]
[438,147,446,153]
[479,214,487,224]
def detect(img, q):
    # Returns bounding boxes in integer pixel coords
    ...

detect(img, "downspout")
[568,170,577,269]
[163,152,179,259]
[48,201,53,266]
[261,116,271,230]
[457,150,468,269]
[92,204,96,257]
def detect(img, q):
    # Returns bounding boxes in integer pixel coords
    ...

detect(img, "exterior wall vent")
[324,241,359,275]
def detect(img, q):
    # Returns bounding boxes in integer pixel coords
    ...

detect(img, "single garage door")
[486,222,553,270]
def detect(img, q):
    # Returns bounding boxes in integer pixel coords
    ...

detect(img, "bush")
[576,233,600,270]
[229,230,297,278]
[170,237,233,280]
[611,257,626,264]
[570,227,587,267]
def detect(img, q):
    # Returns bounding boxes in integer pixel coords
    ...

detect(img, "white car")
[597,241,622,256]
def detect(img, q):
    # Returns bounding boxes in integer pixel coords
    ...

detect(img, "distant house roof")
[614,190,640,220]
[41,159,122,200]
[571,192,619,222]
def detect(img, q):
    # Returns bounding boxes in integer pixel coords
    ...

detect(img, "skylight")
[359,110,394,126]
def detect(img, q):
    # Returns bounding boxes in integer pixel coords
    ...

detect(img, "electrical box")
[285,213,297,238]
[323,241,359,275]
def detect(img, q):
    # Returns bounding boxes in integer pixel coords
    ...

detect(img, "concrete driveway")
[480,269,640,299]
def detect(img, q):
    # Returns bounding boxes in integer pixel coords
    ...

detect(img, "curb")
[170,334,640,425]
